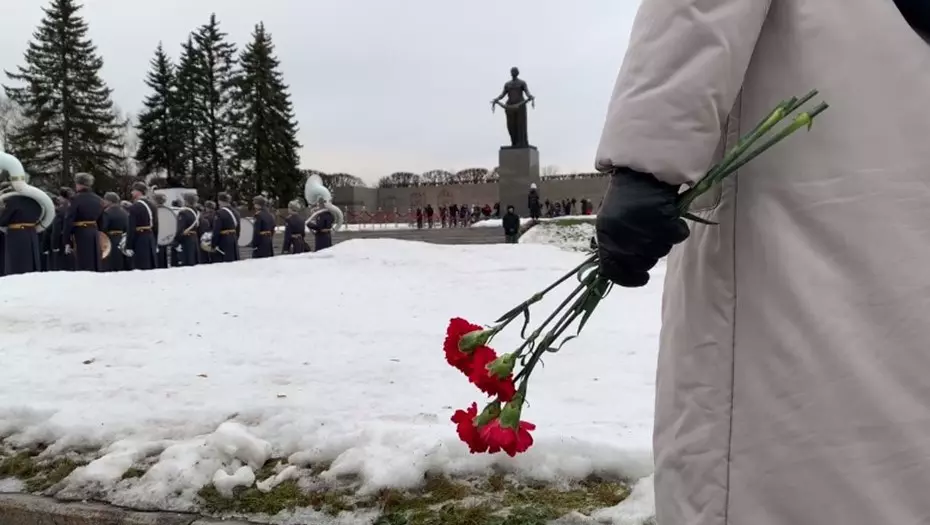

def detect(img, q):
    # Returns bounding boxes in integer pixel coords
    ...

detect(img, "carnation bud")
[486,353,516,379]
[499,393,525,429]
[458,326,500,352]
[473,401,501,427]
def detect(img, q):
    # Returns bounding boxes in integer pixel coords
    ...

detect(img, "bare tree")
[112,104,141,192]
[541,165,561,177]
[452,167,489,184]
[320,172,366,188]
[421,169,454,185]
[0,95,26,151]
[377,171,421,188]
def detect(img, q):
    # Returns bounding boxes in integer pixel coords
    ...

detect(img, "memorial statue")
[491,67,535,148]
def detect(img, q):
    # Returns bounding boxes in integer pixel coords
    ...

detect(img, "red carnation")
[450,403,488,453]
[444,318,483,374]
[479,418,536,457]
[467,346,517,402]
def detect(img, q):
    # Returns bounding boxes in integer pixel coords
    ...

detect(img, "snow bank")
[471,215,595,229]
[0,239,660,520]
[275,222,417,233]
[520,221,597,252]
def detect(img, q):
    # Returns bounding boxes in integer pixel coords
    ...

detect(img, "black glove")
[596,167,690,287]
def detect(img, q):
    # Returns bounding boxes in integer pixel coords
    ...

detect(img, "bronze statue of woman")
[491,67,535,148]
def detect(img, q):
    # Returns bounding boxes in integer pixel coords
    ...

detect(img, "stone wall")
[332,176,610,214]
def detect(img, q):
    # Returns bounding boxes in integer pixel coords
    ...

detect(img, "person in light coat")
[594,1,930,525]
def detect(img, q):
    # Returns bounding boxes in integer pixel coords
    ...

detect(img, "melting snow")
[0,239,660,522]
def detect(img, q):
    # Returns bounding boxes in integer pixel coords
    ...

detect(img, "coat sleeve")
[211,212,221,249]
[62,202,77,246]
[126,206,137,249]
[0,202,14,227]
[282,220,292,253]
[595,0,771,185]
[173,212,188,246]
[251,216,260,247]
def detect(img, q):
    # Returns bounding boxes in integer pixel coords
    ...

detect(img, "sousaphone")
[304,174,344,231]
[0,151,56,234]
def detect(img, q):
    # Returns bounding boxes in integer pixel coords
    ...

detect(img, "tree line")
[1,0,301,202]
[373,168,605,189]
[0,0,605,201]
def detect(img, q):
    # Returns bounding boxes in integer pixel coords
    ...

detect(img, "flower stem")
[494,254,597,327]
[713,104,828,178]
[514,275,596,383]
[677,93,825,212]
[514,279,589,363]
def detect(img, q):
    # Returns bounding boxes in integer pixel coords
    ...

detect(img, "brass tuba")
[303,174,344,231]
[0,151,56,233]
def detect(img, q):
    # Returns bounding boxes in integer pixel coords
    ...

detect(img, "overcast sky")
[2,0,640,183]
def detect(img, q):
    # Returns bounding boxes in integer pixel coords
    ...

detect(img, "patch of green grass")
[254,458,286,480]
[0,451,86,493]
[500,477,628,519]
[372,474,628,525]
[198,479,353,517]
[121,467,147,480]
[24,458,85,492]
[0,452,39,479]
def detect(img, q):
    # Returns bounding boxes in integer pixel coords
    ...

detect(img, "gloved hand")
[125,249,135,257]
[596,167,690,287]
[64,245,72,255]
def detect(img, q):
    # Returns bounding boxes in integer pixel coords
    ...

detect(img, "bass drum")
[238,217,255,247]
[157,206,178,246]
[99,231,112,259]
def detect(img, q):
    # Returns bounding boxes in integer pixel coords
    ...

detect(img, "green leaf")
[681,211,718,225]
[518,306,532,339]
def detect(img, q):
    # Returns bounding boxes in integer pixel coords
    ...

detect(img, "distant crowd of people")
[411,187,597,230]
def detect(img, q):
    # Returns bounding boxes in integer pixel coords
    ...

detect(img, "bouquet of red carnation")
[444,91,829,457]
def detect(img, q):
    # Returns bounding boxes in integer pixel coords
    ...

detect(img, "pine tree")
[193,13,239,198]
[2,0,122,189]
[174,36,207,190]
[231,22,302,202]
[135,42,184,186]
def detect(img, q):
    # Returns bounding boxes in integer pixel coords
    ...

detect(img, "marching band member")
[211,192,240,262]
[308,202,335,252]
[199,201,215,264]
[62,172,103,272]
[173,193,200,267]
[281,200,308,255]
[0,183,42,275]
[125,182,158,270]
[100,192,129,272]
[153,193,169,269]
[51,189,74,271]
[0,187,6,276]
[0,219,4,277]
[39,197,51,272]
[250,195,276,259]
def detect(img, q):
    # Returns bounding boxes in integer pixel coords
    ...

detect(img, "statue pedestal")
[497,146,540,217]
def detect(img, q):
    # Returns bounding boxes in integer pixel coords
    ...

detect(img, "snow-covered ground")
[275,222,417,233]
[0,239,660,523]
[471,214,596,229]
[520,221,597,252]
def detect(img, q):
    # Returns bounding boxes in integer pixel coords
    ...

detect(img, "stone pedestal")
[497,146,540,217]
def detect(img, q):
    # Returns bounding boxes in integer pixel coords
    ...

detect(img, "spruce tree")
[135,42,183,186]
[193,13,239,198]
[3,0,122,189]
[174,36,207,190]
[231,22,302,202]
